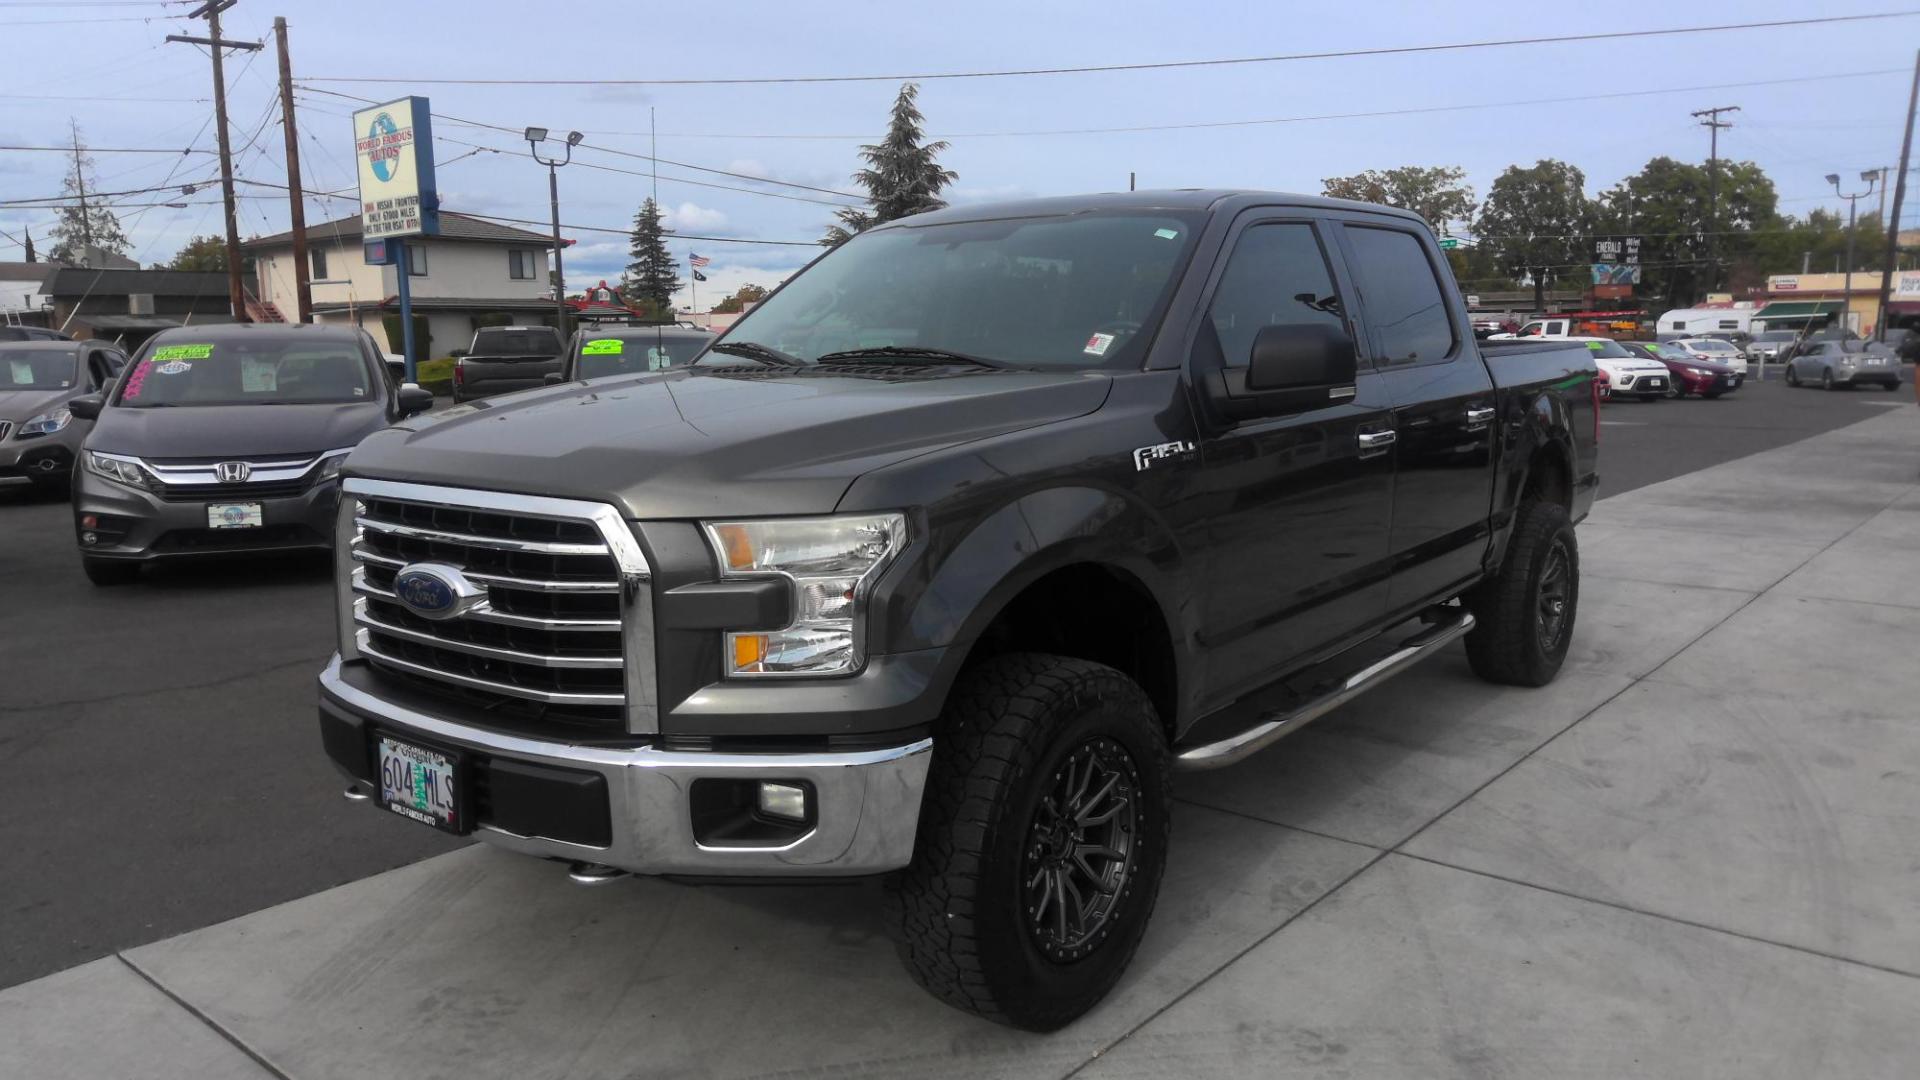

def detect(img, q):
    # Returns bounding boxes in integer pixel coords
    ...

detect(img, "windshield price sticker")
[151,345,213,363]
[582,339,624,356]
[156,361,192,375]
[1153,228,1180,240]
[1084,332,1116,356]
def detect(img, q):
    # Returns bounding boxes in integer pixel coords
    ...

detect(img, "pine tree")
[48,120,131,264]
[622,197,681,312]
[821,83,957,247]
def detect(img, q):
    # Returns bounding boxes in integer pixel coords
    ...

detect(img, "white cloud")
[661,202,729,233]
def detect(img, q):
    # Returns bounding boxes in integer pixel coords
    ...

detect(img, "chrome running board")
[1175,610,1476,772]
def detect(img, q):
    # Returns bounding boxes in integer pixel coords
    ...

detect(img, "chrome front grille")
[337,477,656,734]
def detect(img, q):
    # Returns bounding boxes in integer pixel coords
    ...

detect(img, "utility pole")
[1829,171,1879,339]
[1692,105,1739,298]
[70,122,92,252]
[273,16,311,322]
[1873,50,1918,343]
[167,1,261,323]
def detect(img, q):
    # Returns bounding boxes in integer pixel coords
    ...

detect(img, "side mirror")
[395,384,434,417]
[1204,323,1358,422]
[385,358,406,382]
[543,371,565,385]
[68,394,104,421]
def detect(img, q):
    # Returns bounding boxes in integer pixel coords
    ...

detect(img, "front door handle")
[1465,405,1496,425]
[1357,429,1397,458]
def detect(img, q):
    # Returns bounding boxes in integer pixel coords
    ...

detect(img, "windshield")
[115,338,373,408]
[1690,340,1739,354]
[472,328,560,356]
[706,211,1203,370]
[1,349,78,390]
[1755,331,1796,342]
[574,331,711,379]
[1580,340,1632,358]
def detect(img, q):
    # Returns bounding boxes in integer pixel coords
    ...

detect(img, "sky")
[1,0,1915,309]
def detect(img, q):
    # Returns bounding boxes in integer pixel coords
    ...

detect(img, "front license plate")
[376,736,466,833]
[206,502,263,528]
[1867,358,1886,366]
[1646,378,1665,388]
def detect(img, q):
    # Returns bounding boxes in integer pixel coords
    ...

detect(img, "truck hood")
[0,387,75,423]
[346,366,1115,518]
[85,401,391,459]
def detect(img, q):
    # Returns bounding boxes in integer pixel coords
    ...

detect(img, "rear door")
[1188,213,1396,706]
[1333,218,1498,613]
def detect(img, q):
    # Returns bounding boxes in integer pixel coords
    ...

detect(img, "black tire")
[1785,365,1801,387]
[82,556,140,586]
[1465,500,1578,687]
[1822,368,1836,390]
[884,652,1171,1031]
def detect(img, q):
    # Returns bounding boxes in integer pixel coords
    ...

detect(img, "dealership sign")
[353,96,439,240]
[1896,270,1920,298]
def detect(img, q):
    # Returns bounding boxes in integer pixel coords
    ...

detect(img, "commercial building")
[1758,271,1920,336]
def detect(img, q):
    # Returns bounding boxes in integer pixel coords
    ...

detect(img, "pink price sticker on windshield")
[122,364,151,399]
[1084,332,1116,356]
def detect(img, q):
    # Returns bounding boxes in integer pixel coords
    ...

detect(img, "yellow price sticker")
[151,344,214,362]
[581,339,624,356]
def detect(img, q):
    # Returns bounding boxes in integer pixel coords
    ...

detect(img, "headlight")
[16,408,72,438]
[704,513,908,677]
[85,450,151,489]
[314,447,355,482]
[1687,367,1710,376]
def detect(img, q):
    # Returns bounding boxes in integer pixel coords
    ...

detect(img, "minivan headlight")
[16,408,72,438]
[313,447,355,483]
[704,513,908,677]
[85,450,151,489]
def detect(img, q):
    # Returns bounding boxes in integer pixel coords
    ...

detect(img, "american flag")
[688,253,711,268]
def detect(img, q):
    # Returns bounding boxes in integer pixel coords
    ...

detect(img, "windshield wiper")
[707,340,802,366]
[813,345,1012,369]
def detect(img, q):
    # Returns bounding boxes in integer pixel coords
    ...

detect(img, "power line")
[0,144,213,154]
[429,132,859,208]
[297,13,1920,87]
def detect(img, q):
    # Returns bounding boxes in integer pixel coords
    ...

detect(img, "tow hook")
[342,783,372,802]
[567,862,629,886]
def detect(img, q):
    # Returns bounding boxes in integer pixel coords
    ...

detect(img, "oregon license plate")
[376,736,466,833]
[206,502,263,528]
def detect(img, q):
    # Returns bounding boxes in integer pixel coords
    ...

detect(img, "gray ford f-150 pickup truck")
[318,190,1599,1030]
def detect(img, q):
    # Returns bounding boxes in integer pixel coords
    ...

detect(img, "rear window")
[115,338,372,407]
[473,328,561,356]
[575,332,712,379]
[1,348,78,389]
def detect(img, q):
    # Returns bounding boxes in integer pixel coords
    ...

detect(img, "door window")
[1344,227,1457,365]
[1205,222,1346,369]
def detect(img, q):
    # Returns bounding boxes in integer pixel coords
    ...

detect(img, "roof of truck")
[890,190,1430,229]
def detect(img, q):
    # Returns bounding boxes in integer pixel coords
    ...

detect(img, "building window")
[310,247,328,280]
[407,245,428,277]
[508,250,537,280]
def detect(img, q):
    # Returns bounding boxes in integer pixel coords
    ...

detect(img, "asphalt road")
[0,373,1911,990]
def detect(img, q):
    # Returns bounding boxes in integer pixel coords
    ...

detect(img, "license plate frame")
[206,502,263,529]
[374,733,469,835]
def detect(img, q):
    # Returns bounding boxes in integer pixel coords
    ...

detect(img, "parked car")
[1578,336,1670,400]
[1665,337,1752,373]
[1783,340,1904,391]
[0,325,73,342]
[317,189,1600,1031]
[451,325,565,402]
[68,324,431,585]
[555,325,715,382]
[1623,341,1742,398]
[0,339,128,491]
[1744,329,1798,364]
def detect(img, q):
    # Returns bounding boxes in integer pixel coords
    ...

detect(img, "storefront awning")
[1751,300,1842,320]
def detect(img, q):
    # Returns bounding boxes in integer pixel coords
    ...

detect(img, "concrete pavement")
[5,406,1917,1079]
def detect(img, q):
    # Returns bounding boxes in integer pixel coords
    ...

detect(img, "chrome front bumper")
[320,657,933,876]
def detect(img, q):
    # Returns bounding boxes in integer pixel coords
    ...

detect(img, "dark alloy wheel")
[1022,736,1139,963]
[1466,498,1579,687]
[1534,538,1573,655]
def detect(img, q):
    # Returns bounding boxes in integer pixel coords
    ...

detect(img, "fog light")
[81,531,98,546]
[81,514,98,529]
[757,782,808,822]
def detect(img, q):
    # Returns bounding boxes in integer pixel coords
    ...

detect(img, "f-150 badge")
[1133,440,1196,471]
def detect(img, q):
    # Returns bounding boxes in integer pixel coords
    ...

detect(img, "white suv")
[1573,337,1671,401]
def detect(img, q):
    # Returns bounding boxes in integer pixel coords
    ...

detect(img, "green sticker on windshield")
[151,344,213,362]
[582,339,624,356]
[1585,341,1606,351]
[1153,228,1179,240]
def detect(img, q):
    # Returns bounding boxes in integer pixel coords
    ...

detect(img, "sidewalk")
[7,407,1918,1080]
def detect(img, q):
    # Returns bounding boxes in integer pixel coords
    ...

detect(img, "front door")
[1334,221,1497,612]
[1189,217,1396,709]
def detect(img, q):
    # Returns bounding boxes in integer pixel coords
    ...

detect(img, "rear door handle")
[1465,405,1496,425]
[1357,429,1397,458]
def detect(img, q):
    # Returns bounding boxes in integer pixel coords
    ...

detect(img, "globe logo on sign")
[366,112,399,182]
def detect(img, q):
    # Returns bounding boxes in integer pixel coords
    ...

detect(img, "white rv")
[1654,307,1756,342]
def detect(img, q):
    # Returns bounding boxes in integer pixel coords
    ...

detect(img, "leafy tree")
[1473,159,1593,312]
[711,283,769,314]
[1594,156,1779,307]
[166,235,227,272]
[1321,165,1476,234]
[47,120,131,263]
[822,83,957,247]
[622,197,681,311]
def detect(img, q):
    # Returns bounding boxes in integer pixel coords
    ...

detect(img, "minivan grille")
[339,480,652,733]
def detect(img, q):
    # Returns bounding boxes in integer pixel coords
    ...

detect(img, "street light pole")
[1829,171,1880,339]
[526,128,582,339]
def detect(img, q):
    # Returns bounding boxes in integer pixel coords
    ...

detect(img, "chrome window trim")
[339,476,658,733]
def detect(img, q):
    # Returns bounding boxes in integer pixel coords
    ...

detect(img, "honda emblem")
[214,461,251,483]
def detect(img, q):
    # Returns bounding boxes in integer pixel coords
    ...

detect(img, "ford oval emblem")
[392,562,484,621]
